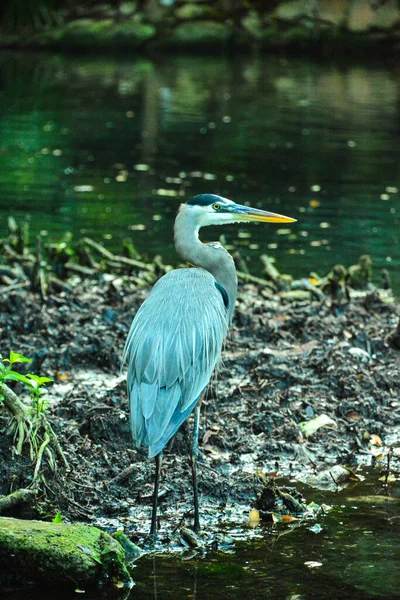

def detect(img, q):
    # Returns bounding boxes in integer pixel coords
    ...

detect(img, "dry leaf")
[370,434,383,446]
[249,508,260,528]
[378,475,397,483]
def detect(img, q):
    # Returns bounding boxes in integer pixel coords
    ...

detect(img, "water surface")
[0,52,399,292]
[3,474,399,600]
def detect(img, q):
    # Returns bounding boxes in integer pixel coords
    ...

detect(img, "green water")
[130,477,400,600]
[0,52,399,292]
[3,474,399,599]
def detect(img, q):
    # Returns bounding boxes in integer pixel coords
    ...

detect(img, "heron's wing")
[122,268,229,458]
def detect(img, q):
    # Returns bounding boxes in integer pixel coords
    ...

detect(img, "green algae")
[33,17,156,51]
[0,517,133,590]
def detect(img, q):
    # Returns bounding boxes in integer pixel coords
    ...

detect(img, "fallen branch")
[237,270,276,291]
[0,489,36,515]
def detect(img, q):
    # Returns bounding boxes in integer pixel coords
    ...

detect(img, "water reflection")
[0,52,399,292]
[133,477,400,600]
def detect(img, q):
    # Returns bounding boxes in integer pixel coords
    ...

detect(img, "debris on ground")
[0,222,399,545]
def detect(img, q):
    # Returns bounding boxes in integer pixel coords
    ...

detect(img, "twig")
[237,270,276,290]
[0,282,29,295]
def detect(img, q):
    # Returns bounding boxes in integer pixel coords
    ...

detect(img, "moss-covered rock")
[0,517,133,590]
[159,20,233,49]
[35,17,156,50]
[175,3,223,21]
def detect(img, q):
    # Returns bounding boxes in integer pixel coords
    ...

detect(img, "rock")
[305,465,361,491]
[242,10,265,39]
[161,20,233,49]
[175,3,222,20]
[347,255,372,290]
[119,2,137,17]
[372,0,400,29]
[347,1,375,32]
[318,0,347,26]
[38,18,156,50]
[273,0,309,22]
[0,517,132,590]
[347,0,400,32]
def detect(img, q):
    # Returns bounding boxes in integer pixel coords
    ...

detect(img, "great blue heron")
[122,194,295,536]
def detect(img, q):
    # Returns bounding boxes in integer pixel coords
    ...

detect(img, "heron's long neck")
[174,210,237,320]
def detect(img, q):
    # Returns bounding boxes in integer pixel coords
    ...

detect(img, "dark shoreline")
[2,1,400,57]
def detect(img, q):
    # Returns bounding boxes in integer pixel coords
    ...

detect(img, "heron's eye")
[212,203,221,211]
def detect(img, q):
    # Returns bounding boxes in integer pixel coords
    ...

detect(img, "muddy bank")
[0,233,399,548]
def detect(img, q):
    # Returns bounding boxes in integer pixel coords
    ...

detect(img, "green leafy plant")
[52,510,63,524]
[0,352,53,418]
[0,351,67,479]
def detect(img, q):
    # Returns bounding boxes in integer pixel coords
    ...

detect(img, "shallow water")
[0,52,399,293]
[130,475,400,600]
[3,473,400,600]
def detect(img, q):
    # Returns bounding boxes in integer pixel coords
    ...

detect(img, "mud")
[0,272,399,548]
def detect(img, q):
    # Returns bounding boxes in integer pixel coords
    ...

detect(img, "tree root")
[1,383,68,480]
[0,488,36,515]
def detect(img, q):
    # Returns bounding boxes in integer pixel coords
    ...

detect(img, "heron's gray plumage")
[123,268,229,458]
[122,194,296,536]
[174,204,238,322]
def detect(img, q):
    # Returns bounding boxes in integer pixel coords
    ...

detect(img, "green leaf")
[0,393,4,403]
[298,414,337,438]
[4,372,34,386]
[26,374,53,387]
[9,352,32,365]
[52,511,63,524]
[0,362,6,375]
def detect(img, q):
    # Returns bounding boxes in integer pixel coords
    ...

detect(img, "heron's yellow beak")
[232,204,297,223]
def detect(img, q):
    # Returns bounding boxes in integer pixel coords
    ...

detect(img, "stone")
[273,0,309,21]
[372,0,400,29]
[242,10,264,39]
[318,0,347,26]
[163,20,233,48]
[0,517,132,590]
[347,1,375,32]
[347,0,400,32]
[40,18,156,49]
[175,3,221,20]
[119,2,137,17]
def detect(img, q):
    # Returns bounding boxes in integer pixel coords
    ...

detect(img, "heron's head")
[182,194,296,227]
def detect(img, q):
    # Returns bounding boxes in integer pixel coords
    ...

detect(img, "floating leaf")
[249,508,260,528]
[272,513,297,524]
[74,185,94,193]
[379,475,397,484]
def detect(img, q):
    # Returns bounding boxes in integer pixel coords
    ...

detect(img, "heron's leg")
[150,452,162,537]
[191,404,201,533]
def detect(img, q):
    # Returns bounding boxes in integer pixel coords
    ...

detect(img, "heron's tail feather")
[148,389,204,459]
